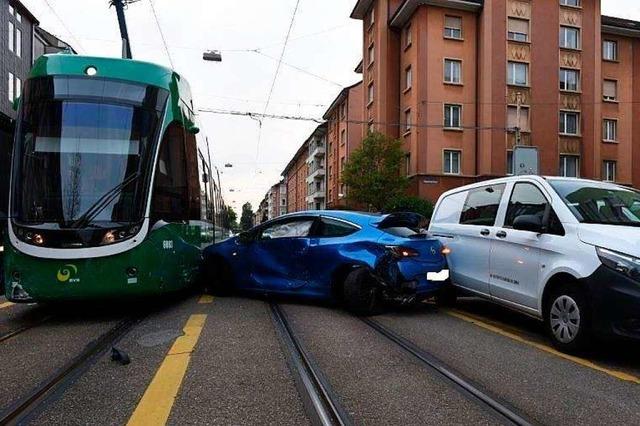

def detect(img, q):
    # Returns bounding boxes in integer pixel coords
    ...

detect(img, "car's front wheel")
[544,285,591,353]
[343,267,381,316]
[202,257,234,296]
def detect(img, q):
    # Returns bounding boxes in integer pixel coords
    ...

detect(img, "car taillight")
[442,246,451,255]
[387,246,419,258]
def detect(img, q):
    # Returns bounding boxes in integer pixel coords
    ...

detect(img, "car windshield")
[12,76,168,229]
[548,179,640,226]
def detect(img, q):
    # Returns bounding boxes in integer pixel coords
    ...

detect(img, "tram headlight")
[102,231,117,245]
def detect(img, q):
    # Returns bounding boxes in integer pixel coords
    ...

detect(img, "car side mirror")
[237,231,253,244]
[513,215,544,234]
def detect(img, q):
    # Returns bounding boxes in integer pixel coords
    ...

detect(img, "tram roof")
[30,54,186,94]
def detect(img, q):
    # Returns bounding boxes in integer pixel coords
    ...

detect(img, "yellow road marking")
[445,309,640,385]
[127,314,207,426]
[198,294,214,304]
[0,302,14,309]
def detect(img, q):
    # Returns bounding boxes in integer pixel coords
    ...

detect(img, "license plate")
[427,270,450,282]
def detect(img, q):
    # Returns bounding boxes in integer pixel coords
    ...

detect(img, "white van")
[430,175,640,352]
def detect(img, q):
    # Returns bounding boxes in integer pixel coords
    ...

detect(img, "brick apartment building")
[324,81,364,208]
[350,0,640,201]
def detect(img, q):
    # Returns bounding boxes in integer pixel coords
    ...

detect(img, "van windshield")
[548,179,640,226]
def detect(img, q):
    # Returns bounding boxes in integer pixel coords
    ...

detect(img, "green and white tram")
[4,53,226,302]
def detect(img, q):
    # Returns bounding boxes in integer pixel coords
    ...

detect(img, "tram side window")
[151,122,188,223]
[185,130,201,221]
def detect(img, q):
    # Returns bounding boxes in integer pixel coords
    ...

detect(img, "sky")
[18,0,640,215]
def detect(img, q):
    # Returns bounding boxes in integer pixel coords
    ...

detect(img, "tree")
[223,205,238,230]
[240,202,254,231]
[384,195,435,220]
[341,132,408,211]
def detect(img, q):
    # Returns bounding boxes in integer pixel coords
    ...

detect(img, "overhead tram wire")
[198,107,512,132]
[42,0,87,54]
[148,0,175,69]
[252,50,343,88]
[255,0,302,168]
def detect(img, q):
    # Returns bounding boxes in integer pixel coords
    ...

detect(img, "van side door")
[489,182,564,310]
[431,184,506,297]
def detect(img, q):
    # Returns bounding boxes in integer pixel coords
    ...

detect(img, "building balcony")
[307,144,326,161]
[306,190,326,203]
[306,166,326,183]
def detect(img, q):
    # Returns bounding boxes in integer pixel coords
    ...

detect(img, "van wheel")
[544,285,591,353]
[203,258,233,296]
[435,280,457,307]
[343,268,381,316]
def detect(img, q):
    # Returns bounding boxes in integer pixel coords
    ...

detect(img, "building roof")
[354,60,363,74]
[12,1,39,25]
[282,123,328,176]
[390,0,483,27]
[602,15,640,37]
[35,26,77,53]
[322,81,363,120]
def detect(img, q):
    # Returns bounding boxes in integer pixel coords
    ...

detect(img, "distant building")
[282,137,310,214]
[323,82,364,209]
[266,181,287,219]
[305,123,328,211]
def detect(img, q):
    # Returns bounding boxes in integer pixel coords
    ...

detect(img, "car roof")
[269,210,381,227]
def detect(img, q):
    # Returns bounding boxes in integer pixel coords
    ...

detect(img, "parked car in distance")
[430,175,640,352]
[202,211,449,314]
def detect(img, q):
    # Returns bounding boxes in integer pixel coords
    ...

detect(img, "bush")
[383,196,435,220]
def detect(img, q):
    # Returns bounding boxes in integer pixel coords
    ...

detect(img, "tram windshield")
[12,76,168,231]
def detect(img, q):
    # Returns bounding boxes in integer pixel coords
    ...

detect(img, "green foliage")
[223,206,238,230]
[341,132,408,211]
[383,195,435,220]
[240,202,254,231]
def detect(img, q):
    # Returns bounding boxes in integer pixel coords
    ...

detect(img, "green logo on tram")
[57,264,79,283]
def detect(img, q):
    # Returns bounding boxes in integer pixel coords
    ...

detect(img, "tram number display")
[162,240,174,250]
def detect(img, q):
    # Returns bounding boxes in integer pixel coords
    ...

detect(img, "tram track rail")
[0,316,53,344]
[0,316,142,425]
[361,318,535,426]
[270,302,353,426]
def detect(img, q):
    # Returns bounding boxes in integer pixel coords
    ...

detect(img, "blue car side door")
[248,217,316,292]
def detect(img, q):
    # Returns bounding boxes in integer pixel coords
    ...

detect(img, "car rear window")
[381,226,421,237]
[317,217,359,237]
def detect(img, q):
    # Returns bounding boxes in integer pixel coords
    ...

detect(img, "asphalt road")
[1,293,640,425]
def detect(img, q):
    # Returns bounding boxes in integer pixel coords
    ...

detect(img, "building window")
[444,104,462,129]
[368,44,374,66]
[15,28,21,58]
[603,119,617,142]
[603,161,616,182]
[340,156,346,172]
[603,79,617,101]
[8,22,13,52]
[9,5,14,15]
[603,40,618,61]
[404,109,412,133]
[560,0,580,6]
[560,155,579,177]
[507,62,528,86]
[15,76,21,99]
[367,121,374,134]
[507,106,530,132]
[340,103,346,120]
[8,72,14,102]
[367,83,374,105]
[369,7,375,27]
[560,26,580,49]
[444,59,462,84]
[340,129,346,145]
[559,68,580,92]
[507,150,514,175]
[444,16,462,39]
[405,154,411,176]
[16,12,21,23]
[405,66,412,90]
[559,111,580,135]
[508,18,529,42]
[404,24,412,48]
[444,150,461,175]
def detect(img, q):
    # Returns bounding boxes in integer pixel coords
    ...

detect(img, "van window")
[505,183,565,235]
[460,184,505,226]
[432,191,467,224]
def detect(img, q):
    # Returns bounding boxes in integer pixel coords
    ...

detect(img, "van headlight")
[597,247,640,282]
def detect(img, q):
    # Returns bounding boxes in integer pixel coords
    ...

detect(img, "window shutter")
[508,18,528,35]
[445,16,462,29]
[603,80,617,98]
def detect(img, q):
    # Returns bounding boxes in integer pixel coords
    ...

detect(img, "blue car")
[202,211,449,314]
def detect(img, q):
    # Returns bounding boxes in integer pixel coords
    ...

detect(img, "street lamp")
[203,50,223,62]
[224,163,233,168]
